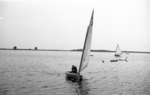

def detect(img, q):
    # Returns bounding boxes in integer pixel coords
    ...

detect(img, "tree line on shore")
[13,46,38,50]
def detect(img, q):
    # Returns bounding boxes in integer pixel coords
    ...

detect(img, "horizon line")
[0,48,150,54]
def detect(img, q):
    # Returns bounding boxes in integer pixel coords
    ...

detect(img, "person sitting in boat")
[71,65,77,73]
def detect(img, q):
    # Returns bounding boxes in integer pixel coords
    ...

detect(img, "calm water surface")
[0,50,150,95]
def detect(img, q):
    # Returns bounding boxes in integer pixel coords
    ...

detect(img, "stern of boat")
[65,71,82,82]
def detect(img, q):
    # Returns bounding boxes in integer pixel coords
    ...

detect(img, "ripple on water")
[0,84,9,95]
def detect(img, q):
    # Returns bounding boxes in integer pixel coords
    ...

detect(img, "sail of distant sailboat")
[78,9,94,73]
[114,44,122,57]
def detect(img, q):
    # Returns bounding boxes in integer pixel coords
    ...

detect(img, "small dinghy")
[110,59,118,62]
[110,57,128,62]
[65,71,82,82]
[114,44,122,57]
[66,10,94,82]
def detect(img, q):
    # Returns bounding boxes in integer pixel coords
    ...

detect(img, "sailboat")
[65,10,94,82]
[111,44,128,62]
[114,44,122,57]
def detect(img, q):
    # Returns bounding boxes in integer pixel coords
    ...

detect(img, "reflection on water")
[0,84,9,95]
[76,79,90,95]
[66,78,90,95]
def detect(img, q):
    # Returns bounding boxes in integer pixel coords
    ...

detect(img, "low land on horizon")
[0,48,150,54]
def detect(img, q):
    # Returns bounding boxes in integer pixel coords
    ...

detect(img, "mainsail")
[78,10,94,73]
[115,44,122,56]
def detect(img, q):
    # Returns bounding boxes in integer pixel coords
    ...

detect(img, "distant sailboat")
[111,44,128,62]
[66,10,94,82]
[114,44,122,57]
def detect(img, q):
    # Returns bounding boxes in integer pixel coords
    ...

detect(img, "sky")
[0,0,150,51]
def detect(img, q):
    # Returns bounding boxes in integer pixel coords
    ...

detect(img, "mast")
[78,9,94,73]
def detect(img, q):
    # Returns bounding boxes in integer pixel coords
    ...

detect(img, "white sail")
[115,44,122,56]
[78,10,94,73]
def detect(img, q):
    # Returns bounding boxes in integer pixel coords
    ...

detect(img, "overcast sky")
[0,0,150,51]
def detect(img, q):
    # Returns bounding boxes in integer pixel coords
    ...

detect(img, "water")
[0,50,150,95]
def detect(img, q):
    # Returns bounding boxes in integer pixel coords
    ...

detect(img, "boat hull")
[110,59,118,62]
[110,58,128,62]
[65,71,82,82]
[114,54,121,57]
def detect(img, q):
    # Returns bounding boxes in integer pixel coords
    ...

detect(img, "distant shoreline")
[0,48,150,54]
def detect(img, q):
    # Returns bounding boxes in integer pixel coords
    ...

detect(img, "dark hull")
[110,58,128,62]
[65,71,82,82]
[110,59,118,62]
[114,54,121,57]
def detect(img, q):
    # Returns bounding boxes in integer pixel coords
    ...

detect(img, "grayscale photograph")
[0,0,150,95]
